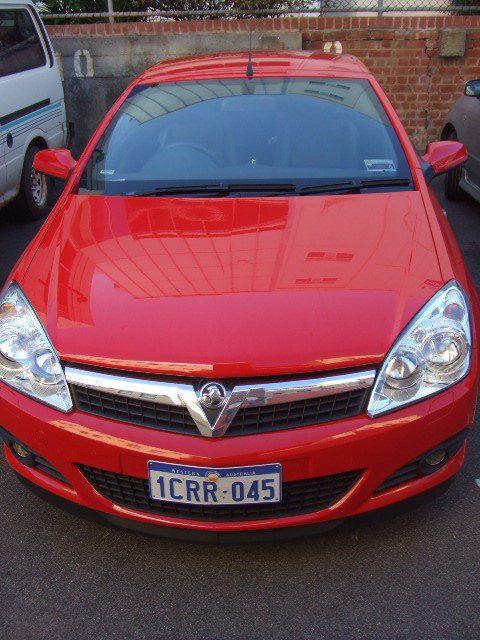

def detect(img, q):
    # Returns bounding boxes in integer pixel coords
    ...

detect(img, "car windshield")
[78,77,413,196]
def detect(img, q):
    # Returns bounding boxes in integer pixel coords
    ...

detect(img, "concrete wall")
[49,29,301,156]
[46,15,480,155]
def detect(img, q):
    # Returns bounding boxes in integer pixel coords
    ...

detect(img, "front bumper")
[0,366,477,540]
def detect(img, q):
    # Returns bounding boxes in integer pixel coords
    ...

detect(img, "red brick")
[42,15,480,150]
[299,17,309,31]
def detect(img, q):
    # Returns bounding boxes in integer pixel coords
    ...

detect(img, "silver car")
[442,79,480,203]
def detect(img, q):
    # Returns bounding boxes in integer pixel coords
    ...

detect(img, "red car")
[0,51,478,541]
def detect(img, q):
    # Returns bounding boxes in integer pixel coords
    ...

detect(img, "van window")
[0,8,46,78]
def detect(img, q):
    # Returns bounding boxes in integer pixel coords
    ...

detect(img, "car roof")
[137,50,371,84]
[0,0,36,5]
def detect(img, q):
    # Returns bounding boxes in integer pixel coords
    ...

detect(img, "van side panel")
[1,94,66,198]
[0,3,66,208]
[0,126,6,205]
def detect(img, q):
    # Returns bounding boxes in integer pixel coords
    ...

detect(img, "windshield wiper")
[359,178,412,189]
[128,179,411,198]
[129,184,228,197]
[128,183,297,198]
[298,178,411,196]
[299,181,358,195]
[227,182,296,194]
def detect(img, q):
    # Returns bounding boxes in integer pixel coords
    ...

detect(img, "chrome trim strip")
[65,366,375,438]
[65,367,191,406]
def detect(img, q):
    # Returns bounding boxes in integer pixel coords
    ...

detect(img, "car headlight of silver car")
[0,281,72,412]
[367,280,471,417]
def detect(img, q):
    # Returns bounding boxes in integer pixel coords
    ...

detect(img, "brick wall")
[46,15,480,150]
[302,16,480,149]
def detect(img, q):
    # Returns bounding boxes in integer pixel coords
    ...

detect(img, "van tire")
[19,145,55,220]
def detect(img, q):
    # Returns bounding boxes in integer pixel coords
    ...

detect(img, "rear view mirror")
[34,149,76,181]
[465,79,480,97]
[421,141,467,184]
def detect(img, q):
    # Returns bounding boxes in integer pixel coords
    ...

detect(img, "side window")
[0,8,46,78]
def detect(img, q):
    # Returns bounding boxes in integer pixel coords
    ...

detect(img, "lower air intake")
[374,429,468,494]
[81,465,362,522]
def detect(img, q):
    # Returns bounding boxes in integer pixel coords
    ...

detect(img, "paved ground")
[0,181,480,640]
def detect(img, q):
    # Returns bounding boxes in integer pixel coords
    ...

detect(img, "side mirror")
[421,141,467,184]
[465,79,480,97]
[33,149,76,181]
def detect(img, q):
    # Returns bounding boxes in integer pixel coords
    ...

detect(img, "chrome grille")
[71,383,369,437]
[72,386,197,435]
[66,366,375,437]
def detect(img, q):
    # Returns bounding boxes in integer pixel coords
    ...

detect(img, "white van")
[0,0,67,219]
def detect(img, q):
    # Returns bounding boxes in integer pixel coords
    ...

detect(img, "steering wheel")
[163,142,221,167]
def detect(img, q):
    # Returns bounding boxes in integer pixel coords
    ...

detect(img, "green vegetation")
[36,0,305,21]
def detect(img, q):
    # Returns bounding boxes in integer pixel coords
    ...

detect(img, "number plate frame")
[148,461,282,506]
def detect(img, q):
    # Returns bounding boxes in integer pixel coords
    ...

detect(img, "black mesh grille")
[31,452,70,484]
[71,385,368,437]
[81,465,362,521]
[374,429,469,494]
[227,388,368,435]
[0,426,69,484]
[72,385,197,435]
[374,460,420,494]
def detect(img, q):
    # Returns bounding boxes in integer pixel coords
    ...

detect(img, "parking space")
[0,180,479,640]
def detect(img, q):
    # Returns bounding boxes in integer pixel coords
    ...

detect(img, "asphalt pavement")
[1,180,480,640]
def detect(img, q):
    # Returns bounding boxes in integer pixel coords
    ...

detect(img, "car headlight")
[0,282,72,412]
[367,280,471,417]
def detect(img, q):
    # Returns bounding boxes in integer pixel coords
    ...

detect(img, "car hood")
[21,192,443,377]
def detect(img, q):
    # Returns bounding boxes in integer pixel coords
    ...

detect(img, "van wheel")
[19,145,55,220]
[444,129,464,201]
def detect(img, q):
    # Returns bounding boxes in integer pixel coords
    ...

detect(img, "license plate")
[148,461,282,506]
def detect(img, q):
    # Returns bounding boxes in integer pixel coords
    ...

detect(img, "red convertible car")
[0,51,478,541]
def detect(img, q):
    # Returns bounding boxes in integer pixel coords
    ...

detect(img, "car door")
[462,94,480,188]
